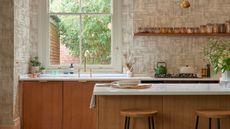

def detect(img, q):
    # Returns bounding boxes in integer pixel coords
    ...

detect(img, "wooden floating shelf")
[134,32,230,36]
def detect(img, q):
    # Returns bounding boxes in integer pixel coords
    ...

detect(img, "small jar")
[225,21,230,33]
[193,27,200,33]
[174,27,181,33]
[201,68,208,78]
[143,27,149,33]
[160,27,168,33]
[213,24,219,33]
[154,27,161,33]
[149,27,155,33]
[206,24,213,33]
[167,27,174,33]
[200,25,207,33]
[219,24,226,33]
[187,27,194,34]
[138,27,144,33]
[180,27,187,33]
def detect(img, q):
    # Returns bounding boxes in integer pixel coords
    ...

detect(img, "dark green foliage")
[30,57,41,66]
[204,39,230,73]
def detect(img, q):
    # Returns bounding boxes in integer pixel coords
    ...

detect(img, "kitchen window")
[39,0,122,72]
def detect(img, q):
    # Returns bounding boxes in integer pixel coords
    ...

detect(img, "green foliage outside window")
[50,0,112,64]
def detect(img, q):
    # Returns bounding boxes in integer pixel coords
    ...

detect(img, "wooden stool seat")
[196,110,230,118]
[195,110,230,129]
[120,109,158,129]
[120,109,158,117]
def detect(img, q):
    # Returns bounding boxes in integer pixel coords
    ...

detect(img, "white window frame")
[38,0,122,72]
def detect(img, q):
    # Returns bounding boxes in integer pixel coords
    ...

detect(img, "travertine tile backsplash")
[0,0,30,125]
[121,0,230,75]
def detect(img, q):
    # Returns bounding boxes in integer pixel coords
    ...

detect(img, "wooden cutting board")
[111,84,151,89]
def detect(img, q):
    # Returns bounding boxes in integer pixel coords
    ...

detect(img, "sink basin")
[91,73,127,77]
[39,73,128,78]
[39,74,77,77]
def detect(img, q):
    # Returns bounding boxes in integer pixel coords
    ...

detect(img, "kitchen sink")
[39,73,128,78]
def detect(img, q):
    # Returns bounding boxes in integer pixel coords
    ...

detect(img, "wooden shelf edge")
[134,32,230,36]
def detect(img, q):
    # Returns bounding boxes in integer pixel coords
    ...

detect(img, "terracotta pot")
[31,66,40,74]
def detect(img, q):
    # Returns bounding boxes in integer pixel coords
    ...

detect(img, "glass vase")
[220,71,230,88]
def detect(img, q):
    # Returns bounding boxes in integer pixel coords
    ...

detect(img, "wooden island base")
[96,96,230,129]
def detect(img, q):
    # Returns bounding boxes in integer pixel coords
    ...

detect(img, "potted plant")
[204,39,230,84]
[30,57,41,74]
[40,66,46,74]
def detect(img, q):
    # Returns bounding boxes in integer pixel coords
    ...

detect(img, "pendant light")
[180,0,190,8]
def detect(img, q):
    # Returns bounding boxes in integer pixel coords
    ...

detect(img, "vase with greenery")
[40,66,46,74]
[30,57,41,74]
[204,39,230,85]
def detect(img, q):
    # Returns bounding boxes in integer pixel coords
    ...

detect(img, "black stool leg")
[151,116,155,129]
[148,117,151,129]
[127,117,130,129]
[217,118,220,129]
[195,116,199,129]
[124,117,128,129]
[209,118,212,129]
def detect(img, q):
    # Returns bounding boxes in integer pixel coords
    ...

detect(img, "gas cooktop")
[155,73,198,78]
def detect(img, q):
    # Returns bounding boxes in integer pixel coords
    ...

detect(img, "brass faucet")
[76,50,93,78]
[83,50,90,72]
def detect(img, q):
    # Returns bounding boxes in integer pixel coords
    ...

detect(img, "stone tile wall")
[0,0,14,126]
[121,0,230,75]
[0,0,30,126]
[29,0,230,76]
[14,0,30,120]
[29,0,39,57]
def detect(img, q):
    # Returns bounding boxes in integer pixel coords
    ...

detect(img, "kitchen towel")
[89,83,111,108]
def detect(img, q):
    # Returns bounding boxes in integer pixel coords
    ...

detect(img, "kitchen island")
[93,84,230,129]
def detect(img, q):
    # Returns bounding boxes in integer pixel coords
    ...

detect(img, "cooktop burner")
[155,73,198,78]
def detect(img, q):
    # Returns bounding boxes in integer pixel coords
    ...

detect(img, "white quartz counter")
[19,74,152,81]
[93,84,230,95]
[19,74,218,81]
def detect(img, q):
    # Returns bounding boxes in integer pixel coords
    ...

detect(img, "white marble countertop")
[19,74,152,81]
[19,74,219,81]
[93,84,230,95]
[150,77,219,81]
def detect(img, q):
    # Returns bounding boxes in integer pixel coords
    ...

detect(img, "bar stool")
[120,109,158,129]
[195,110,230,129]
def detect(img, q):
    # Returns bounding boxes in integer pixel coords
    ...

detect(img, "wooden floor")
[96,95,230,129]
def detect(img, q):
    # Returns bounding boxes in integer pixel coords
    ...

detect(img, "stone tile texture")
[0,0,14,126]
[122,0,230,75]
[0,0,30,126]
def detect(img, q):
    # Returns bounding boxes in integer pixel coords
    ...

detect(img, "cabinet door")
[23,81,62,129]
[63,81,97,129]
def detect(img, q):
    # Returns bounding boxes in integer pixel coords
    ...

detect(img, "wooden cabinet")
[22,81,109,129]
[22,81,62,129]
[63,81,97,129]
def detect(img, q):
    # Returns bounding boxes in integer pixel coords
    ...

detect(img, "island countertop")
[19,74,219,82]
[95,83,230,129]
[93,83,230,95]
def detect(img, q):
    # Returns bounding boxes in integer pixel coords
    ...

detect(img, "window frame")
[38,0,122,72]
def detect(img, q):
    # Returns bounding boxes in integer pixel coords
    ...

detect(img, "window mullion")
[79,0,82,66]
[79,14,83,66]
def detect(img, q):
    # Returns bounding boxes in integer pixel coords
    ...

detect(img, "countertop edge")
[93,84,230,95]
[19,75,219,81]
